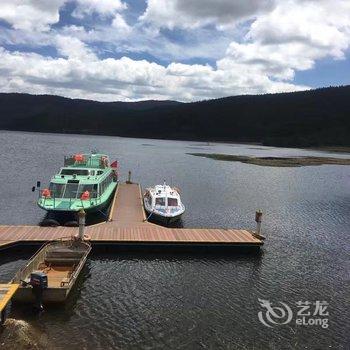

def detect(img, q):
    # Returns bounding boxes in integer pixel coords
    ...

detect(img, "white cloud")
[248,0,350,57]
[140,0,276,29]
[56,23,231,63]
[72,0,127,18]
[0,0,67,31]
[218,0,350,83]
[0,0,127,32]
[111,14,132,35]
[0,47,308,102]
[55,35,97,61]
[0,0,349,101]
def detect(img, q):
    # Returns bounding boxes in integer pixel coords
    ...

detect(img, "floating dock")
[0,183,263,250]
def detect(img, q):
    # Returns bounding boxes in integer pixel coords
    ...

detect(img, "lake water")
[0,131,349,349]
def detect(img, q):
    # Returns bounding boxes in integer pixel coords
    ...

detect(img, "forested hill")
[0,86,349,147]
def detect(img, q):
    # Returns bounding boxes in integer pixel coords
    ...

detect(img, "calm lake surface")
[0,130,349,349]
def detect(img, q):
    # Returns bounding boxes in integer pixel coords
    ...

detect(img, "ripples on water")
[0,131,349,349]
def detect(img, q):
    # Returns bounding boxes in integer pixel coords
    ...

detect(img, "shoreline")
[306,146,350,153]
[1,129,350,153]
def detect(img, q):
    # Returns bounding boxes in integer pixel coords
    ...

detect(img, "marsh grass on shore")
[188,153,350,167]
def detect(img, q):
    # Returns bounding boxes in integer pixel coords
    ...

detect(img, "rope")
[144,211,154,222]
[97,209,108,219]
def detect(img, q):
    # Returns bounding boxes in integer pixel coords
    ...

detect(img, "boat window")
[100,173,113,196]
[101,178,107,195]
[93,184,98,198]
[155,197,166,206]
[77,184,95,199]
[49,183,65,198]
[100,179,105,195]
[61,169,89,176]
[168,198,178,206]
[97,171,103,175]
[63,183,79,198]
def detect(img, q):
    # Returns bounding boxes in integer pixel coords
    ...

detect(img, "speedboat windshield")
[168,198,178,206]
[155,197,179,207]
[155,197,166,206]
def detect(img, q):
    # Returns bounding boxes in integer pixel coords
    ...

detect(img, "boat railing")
[64,155,108,169]
[66,241,91,286]
[12,241,49,283]
[64,156,78,167]
[38,189,102,209]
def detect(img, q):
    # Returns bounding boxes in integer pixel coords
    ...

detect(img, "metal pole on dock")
[255,210,263,236]
[78,209,86,240]
[127,171,132,184]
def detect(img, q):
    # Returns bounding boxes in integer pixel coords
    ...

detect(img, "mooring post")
[78,209,86,240]
[255,210,263,236]
[127,171,132,184]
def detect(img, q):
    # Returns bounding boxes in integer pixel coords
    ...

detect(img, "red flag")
[110,160,118,168]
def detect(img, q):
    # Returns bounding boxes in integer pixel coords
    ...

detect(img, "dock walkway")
[0,183,263,249]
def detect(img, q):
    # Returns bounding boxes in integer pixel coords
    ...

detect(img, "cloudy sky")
[0,0,349,101]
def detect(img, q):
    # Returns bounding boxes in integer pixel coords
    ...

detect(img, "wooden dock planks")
[108,182,147,224]
[0,183,263,248]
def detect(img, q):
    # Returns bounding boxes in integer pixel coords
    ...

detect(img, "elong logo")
[258,298,329,329]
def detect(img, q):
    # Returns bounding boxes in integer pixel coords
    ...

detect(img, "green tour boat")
[37,153,118,225]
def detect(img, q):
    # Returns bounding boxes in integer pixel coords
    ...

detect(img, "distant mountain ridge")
[0,86,349,147]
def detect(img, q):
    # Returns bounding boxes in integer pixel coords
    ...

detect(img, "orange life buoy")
[81,191,90,200]
[42,188,51,198]
[74,154,84,162]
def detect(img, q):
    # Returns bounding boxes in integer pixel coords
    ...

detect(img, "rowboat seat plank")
[45,257,81,265]
[40,266,73,288]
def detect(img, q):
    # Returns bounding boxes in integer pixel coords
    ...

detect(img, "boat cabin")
[143,183,185,224]
[144,185,182,210]
[37,152,118,212]
[48,171,115,200]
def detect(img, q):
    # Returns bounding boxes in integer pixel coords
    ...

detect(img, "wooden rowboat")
[12,238,91,303]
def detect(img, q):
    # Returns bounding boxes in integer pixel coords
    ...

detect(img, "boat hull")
[39,185,117,225]
[13,287,69,303]
[145,208,183,225]
[43,195,112,215]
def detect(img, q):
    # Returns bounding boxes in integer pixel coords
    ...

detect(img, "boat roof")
[147,184,181,198]
[51,175,105,185]
[49,153,113,184]
[64,153,109,169]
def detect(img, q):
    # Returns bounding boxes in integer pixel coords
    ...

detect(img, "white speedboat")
[143,183,185,225]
